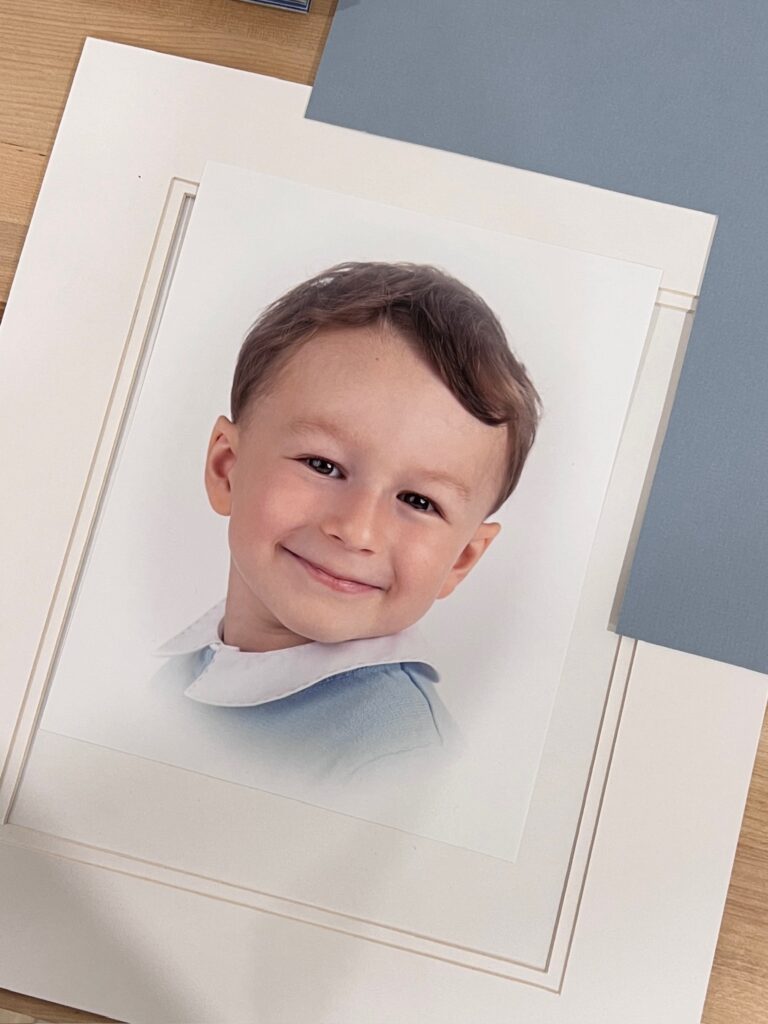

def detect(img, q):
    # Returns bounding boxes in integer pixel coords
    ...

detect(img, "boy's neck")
[222,563,313,653]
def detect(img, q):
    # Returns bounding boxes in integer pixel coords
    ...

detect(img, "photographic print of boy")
[155,262,541,784]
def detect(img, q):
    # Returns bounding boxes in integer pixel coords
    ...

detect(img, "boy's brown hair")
[231,261,543,515]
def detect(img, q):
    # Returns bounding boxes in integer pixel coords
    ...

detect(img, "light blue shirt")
[153,600,459,786]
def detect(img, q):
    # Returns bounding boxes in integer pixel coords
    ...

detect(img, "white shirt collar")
[154,599,441,708]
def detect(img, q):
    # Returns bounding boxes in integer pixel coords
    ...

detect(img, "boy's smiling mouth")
[281,547,384,594]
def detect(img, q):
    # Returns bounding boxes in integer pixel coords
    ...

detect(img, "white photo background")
[38,162,660,859]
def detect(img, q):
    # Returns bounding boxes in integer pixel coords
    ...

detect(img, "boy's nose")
[320,486,388,553]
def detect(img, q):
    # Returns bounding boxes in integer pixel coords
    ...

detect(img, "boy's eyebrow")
[287,417,473,503]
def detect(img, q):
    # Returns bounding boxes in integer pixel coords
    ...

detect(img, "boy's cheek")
[252,469,312,517]
[398,546,452,595]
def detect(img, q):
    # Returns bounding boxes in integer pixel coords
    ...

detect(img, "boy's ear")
[437,521,502,599]
[204,415,239,516]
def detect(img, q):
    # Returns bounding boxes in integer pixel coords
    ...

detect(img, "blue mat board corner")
[306,0,768,675]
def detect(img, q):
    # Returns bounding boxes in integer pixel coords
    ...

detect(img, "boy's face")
[205,324,508,650]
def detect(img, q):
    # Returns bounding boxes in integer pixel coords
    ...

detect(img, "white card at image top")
[37,160,661,860]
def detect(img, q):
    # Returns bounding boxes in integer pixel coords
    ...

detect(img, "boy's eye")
[301,459,441,517]
[398,492,440,516]
[303,457,341,477]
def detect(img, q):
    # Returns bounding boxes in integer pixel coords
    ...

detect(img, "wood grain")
[0,141,46,303]
[0,0,336,304]
[0,1,765,1020]
[0,986,116,1021]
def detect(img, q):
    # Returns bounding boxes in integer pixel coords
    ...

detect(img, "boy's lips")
[282,548,384,593]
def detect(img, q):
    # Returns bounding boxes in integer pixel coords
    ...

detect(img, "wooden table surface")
[0,2,766,1021]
